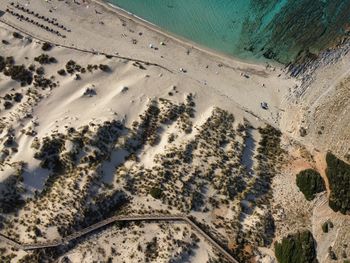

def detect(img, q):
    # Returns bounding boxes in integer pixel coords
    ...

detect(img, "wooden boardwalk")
[0,214,238,263]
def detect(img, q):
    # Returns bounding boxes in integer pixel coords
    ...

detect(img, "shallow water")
[106,0,350,63]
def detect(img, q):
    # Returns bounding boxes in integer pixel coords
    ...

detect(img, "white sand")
[0,1,348,262]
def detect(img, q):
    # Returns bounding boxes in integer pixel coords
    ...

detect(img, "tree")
[326,152,350,214]
[274,230,318,263]
[296,169,325,201]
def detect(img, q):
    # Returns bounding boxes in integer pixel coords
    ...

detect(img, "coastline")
[0,0,300,137]
[92,0,281,69]
[96,0,350,79]
[0,1,349,262]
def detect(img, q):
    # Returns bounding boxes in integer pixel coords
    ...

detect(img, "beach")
[0,0,349,262]
[0,0,299,129]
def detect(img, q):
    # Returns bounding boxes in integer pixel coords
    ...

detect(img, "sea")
[106,0,350,64]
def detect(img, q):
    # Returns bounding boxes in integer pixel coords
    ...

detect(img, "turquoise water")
[106,0,350,64]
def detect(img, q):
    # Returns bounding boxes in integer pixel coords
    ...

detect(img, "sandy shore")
[93,0,276,68]
[0,1,350,262]
[0,0,299,128]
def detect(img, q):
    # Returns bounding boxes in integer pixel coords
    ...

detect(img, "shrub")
[87,64,98,72]
[34,54,56,64]
[34,135,65,173]
[328,247,337,260]
[274,230,318,263]
[66,60,82,74]
[13,92,23,102]
[150,187,162,199]
[36,66,45,75]
[57,69,66,76]
[321,220,333,233]
[3,64,33,85]
[5,56,14,65]
[12,32,23,39]
[41,42,52,51]
[49,56,57,63]
[296,169,325,201]
[28,64,36,71]
[299,127,307,137]
[321,221,328,233]
[326,152,350,214]
[0,57,5,72]
[33,75,56,89]
[99,64,111,72]
[3,101,13,110]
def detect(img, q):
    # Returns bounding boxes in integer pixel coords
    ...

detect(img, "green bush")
[99,64,111,72]
[57,69,66,76]
[34,54,56,64]
[321,221,328,233]
[326,152,350,214]
[12,32,23,39]
[274,230,318,263]
[41,42,52,51]
[2,62,33,86]
[149,187,162,199]
[321,220,333,233]
[296,169,325,201]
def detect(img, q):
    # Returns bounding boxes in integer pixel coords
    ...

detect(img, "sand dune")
[0,0,349,262]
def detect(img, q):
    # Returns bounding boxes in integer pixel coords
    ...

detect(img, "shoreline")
[95,0,350,80]
[93,0,282,70]
[0,1,349,262]
[0,0,297,131]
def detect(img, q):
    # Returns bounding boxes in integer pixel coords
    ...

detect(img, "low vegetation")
[150,187,162,199]
[34,54,57,64]
[321,220,333,233]
[0,56,33,86]
[33,133,66,173]
[57,69,66,76]
[0,28,291,262]
[12,32,23,39]
[0,169,25,214]
[33,74,58,89]
[41,42,53,51]
[99,64,111,72]
[66,60,83,74]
